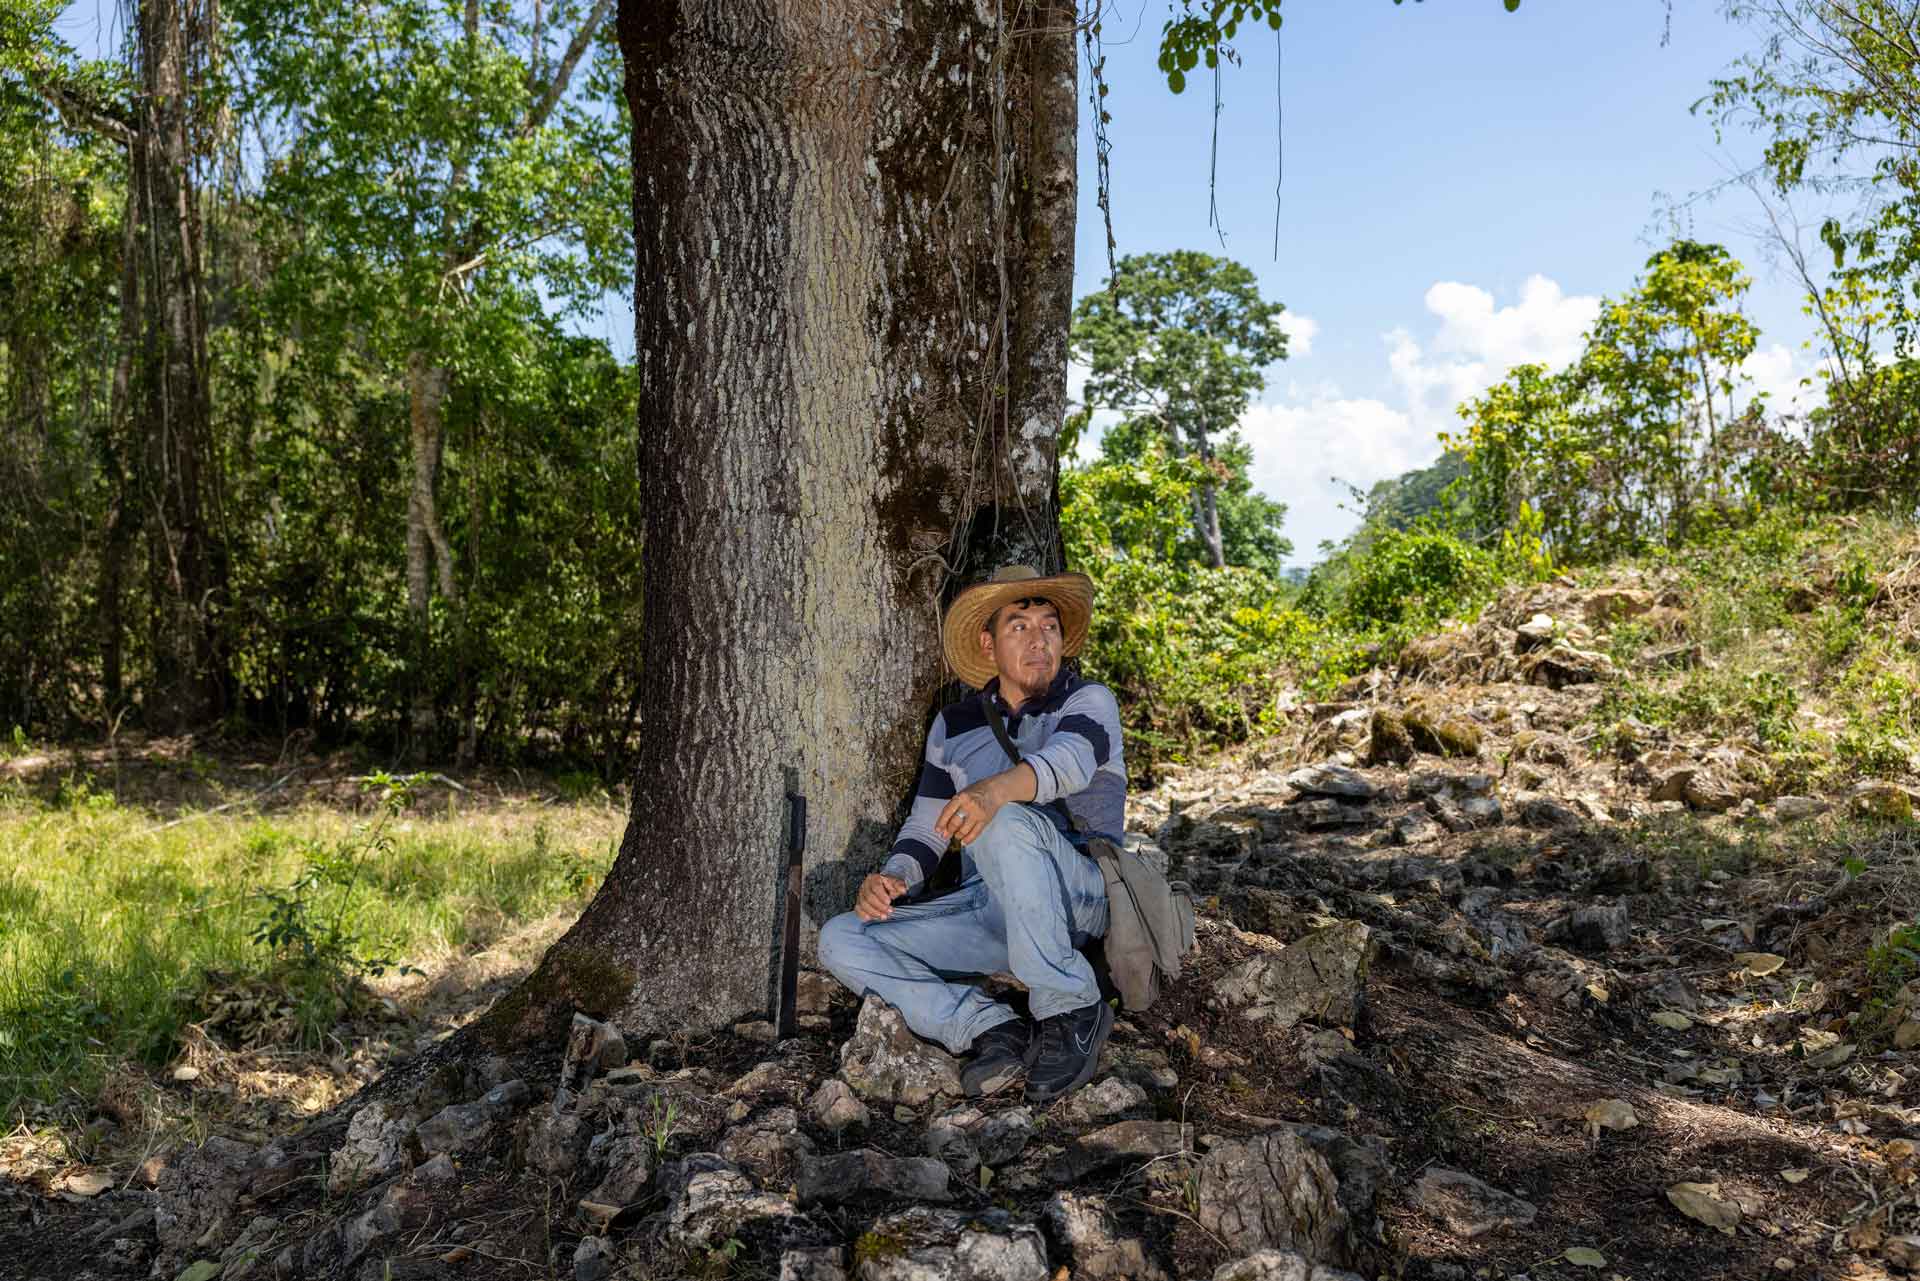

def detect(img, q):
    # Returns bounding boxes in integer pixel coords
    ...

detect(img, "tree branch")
[521,0,611,137]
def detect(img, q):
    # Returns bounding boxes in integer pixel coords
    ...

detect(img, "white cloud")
[1740,342,1818,416]
[1236,395,1423,554]
[1386,275,1601,433]
[1279,312,1318,359]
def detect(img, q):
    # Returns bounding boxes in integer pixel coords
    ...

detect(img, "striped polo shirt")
[880,669,1127,891]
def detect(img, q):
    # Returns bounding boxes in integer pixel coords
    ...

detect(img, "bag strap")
[983,693,1086,836]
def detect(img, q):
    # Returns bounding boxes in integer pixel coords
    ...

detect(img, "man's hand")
[933,763,1037,847]
[855,873,908,922]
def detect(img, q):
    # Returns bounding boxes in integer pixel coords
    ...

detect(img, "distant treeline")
[2,0,642,767]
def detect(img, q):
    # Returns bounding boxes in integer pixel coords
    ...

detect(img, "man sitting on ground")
[818,565,1126,1104]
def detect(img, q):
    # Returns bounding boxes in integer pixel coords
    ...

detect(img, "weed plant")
[0,774,617,1118]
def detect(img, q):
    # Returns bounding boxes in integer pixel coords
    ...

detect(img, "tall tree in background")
[1071,251,1289,568]
[230,0,628,752]
[478,0,1079,1042]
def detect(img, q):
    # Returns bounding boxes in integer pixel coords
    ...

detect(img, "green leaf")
[1168,67,1186,94]
[1505,0,1521,10]
[1564,1247,1606,1268]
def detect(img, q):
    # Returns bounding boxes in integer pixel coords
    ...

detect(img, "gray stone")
[852,1206,1049,1281]
[840,996,965,1105]
[1459,794,1503,827]
[1521,644,1615,688]
[1194,1126,1386,1269]
[1683,770,1741,813]
[1062,1076,1148,1124]
[416,1100,499,1156]
[795,1149,950,1206]
[342,1183,430,1263]
[662,1155,798,1249]
[1046,1191,1167,1281]
[562,1013,628,1091]
[586,1132,657,1206]
[1290,799,1376,831]
[1774,795,1829,822]
[1390,813,1443,846]
[1214,922,1370,1031]
[1211,1249,1367,1281]
[1047,1120,1194,1182]
[574,1235,615,1281]
[525,1106,589,1178]
[1551,902,1631,953]
[1411,1167,1537,1238]
[409,1153,457,1185]
[328,1102,411,1194]
[1517,793,1582,830]
[718,1119,816,1179]
[810,1078,872,1131]
[797,970,840,1015]
[976,1109,1036,1166]
[781,1246,849,1281]
[1286,765,1377,800]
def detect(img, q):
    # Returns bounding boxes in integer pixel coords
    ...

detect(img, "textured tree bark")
[132,0,224,731]
[404,351,459,741]
[480,0,1078,1044]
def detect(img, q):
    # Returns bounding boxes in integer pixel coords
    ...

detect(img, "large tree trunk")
[132,0,224,731]
[479,0,1077,1046]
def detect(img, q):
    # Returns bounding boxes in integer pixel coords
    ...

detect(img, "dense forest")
[6,0,1920,780]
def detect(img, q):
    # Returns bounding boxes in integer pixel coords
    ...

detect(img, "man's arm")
[1024,682,1123,803]
[874,713,957,894]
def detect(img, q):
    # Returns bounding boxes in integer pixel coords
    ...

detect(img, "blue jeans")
[817,803,1109,1054]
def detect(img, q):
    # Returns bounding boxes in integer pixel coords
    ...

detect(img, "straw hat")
[941,565,1094,690]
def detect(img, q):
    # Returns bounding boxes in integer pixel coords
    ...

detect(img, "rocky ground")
[9,574,1920,1280]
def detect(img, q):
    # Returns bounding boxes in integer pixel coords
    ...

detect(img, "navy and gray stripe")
[881,670,1127,890]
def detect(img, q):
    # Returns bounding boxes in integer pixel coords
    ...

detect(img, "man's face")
[980,596,1063,698]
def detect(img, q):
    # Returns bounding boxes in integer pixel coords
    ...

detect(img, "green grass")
[0,772,619,1118]
[1584,511,1920,791]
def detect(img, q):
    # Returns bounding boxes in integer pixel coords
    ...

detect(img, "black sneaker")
[1024,999,1114,1105]
[960,1017,1035,1097]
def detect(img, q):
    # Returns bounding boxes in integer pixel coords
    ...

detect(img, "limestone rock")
[1047,1119,1193,1183]
[526,1105,590,1178]
[661,1155,798,1249]
[1286,764,1377,800]
[586,1131,658,1207]
[1514,612,1557,652]
[1215,922,1370,1031]
[719,1117,816,1180]
[840,996,964,1106]
[328,1102,412,1194]
[1061,1076,1148,1124]
[1773,795,1829,822]
[781,1246,849,1281]
[342,1183,430,1264]
[1411,1167,1537,1238]
[1211,1250,1367,1281]
[852,1206,1049,1281]
[562,1013,628,1092]
[810,1078,872,1132]
[1045,1191,1167,1281]
[1684,770,1742,813]
[1522,645,1615,689]
[1290,799,1376,831]
[1195,1126,1386,1269]
[1458,794,1503,827]
[1517,793,1582,830]
[976,1109,1038,1167]
[1549,903,1631,954]
[795,1149,950,1207]
[573,1235,615,1281]
[416,1079,527,1156]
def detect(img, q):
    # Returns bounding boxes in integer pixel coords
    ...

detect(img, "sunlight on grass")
[0,775,620,1118]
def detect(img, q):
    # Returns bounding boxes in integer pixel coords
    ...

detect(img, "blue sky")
[1074,0,1832,562]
